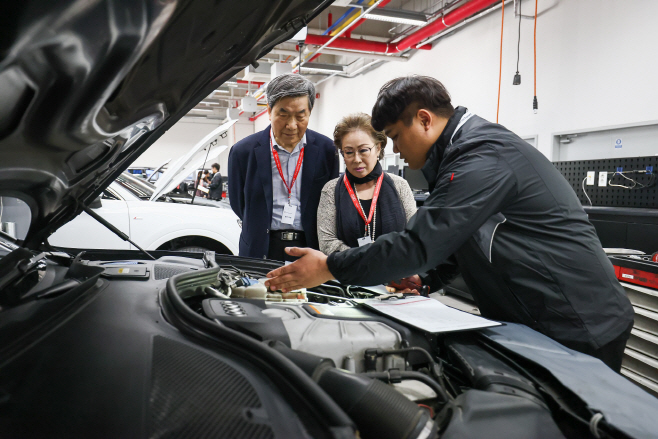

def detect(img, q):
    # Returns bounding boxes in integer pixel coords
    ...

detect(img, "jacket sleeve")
[327,146,517,286]
[420,254,461,291]
[228,146,245,220]
[208,173,222,189]
[317,180,352,255]
[330,146,339,179]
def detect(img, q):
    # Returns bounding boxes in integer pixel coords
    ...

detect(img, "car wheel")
[176,246,212,253]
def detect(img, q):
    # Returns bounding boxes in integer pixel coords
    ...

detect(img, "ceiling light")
[363,8,427,26]
[190,108,213,113]
[300,62,345,74]
[214,89,229,94]
[226,83,238,88]
[200,101,219,105]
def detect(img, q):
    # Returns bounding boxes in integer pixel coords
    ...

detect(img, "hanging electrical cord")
[533,0,538,113]
[496,0,505,123]
[581,176,593,206]
[513,0,522,85]
[608,169,656,189]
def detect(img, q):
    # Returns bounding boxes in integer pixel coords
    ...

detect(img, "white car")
[50,171,240,254]
[51,121,240,254]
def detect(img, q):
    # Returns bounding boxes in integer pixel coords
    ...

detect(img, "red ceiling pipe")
[249,108,268,122]
[237,79,265,86]
[395,0,500,52]
[305,0,499,54]
[305,34,431,53]
[328,12,332,28]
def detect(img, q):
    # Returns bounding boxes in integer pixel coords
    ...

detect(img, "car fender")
[145,228,239,254]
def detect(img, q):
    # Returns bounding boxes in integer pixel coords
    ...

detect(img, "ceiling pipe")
[311,47,409,62]
[395,0,500,52]
[237,79,265,86]
[305,34,430,53]
[305,0,499,54]
[249,108,268,122]
[299,0,385,66]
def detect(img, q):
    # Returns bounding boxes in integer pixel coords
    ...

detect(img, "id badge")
[281,203,297,225]
[357,236,372,247]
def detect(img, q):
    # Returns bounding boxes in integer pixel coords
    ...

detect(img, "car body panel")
[50,181,240,253]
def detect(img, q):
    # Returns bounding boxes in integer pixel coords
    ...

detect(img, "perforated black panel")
[553,156,658,208]
[153,264,195,280]
[149,336,274,439]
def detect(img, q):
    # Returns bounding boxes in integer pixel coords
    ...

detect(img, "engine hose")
[364,370,451,406]
[267,341,437,439]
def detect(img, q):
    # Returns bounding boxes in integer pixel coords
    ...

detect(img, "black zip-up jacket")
[327,107,634,350]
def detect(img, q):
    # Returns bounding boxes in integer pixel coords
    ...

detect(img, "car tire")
[176,246,211,253]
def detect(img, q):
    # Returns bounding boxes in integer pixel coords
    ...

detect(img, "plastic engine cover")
[203,299,402,373]
[273,303,402,373]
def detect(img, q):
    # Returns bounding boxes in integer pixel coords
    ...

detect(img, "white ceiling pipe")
[270,48,299,57]
[310,47,409,62]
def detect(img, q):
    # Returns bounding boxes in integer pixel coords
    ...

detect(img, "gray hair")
[266,73,315,110]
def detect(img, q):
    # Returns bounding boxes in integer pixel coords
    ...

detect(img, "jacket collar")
[422,106,467,190]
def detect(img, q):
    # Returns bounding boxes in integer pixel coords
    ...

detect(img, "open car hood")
[0,0,331,250]
[149,120,234,201]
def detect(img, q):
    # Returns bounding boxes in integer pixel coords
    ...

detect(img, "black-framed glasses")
[340,145,377,159]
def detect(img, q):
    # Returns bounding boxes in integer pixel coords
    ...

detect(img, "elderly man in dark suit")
[228,74,338,261]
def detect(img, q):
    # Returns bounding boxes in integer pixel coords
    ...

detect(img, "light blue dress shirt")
[270,131,306,230]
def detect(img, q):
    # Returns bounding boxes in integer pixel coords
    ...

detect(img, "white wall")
[133,114,254,174]
[310,0,658,161]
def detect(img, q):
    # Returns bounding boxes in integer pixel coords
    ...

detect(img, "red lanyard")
[343,173,384,231]
[271,132,304,203]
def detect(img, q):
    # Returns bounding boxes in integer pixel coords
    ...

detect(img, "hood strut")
[82,206,155,260]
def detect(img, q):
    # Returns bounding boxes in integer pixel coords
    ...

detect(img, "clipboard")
[363,296,501,333]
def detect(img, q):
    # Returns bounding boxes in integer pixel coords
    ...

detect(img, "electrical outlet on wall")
[598,171,608,186]
[586,171,596,186]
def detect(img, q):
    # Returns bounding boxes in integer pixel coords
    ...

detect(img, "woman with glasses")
[317,113,416,255]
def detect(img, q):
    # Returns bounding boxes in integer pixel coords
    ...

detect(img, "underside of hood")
[0,0,330,249]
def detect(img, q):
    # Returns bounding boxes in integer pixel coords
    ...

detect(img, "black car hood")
[0,0,329,249]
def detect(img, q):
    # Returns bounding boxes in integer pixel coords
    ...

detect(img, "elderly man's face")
[268,96,310,151]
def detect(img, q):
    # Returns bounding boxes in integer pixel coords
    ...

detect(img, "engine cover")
[202,299,402,372]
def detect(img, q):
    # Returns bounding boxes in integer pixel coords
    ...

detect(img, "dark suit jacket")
[228,126,338,258]
[208,172,223,200]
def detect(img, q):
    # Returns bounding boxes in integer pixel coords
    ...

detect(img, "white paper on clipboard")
[363,296,501,333]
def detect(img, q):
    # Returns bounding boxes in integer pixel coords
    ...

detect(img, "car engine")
[170,262,571,439]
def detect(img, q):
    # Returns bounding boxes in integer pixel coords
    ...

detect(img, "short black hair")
[371,76,454,131]
[212,163,220,170]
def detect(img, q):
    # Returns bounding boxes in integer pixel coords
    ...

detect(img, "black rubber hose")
[365,371,451,406]
[268,341,436,439]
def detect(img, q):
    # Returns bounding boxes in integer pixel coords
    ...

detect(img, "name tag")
[357,236,372,247]
[281,203,297,225]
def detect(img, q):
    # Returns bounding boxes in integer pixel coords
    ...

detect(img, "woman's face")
[342,129,381,179]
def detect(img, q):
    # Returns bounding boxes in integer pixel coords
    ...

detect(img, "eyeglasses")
[340,145,377,159]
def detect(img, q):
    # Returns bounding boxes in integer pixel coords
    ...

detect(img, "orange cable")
[496,0,504,123]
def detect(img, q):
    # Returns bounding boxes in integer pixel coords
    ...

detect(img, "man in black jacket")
[265,76,634,371]
[208,163,223,200]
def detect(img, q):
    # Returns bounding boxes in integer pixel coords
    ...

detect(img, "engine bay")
[166,260,578,439]
[0,245,645,439]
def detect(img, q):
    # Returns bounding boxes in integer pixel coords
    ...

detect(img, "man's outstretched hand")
[265,247,334,292]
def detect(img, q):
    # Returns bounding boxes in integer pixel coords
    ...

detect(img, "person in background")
[195,171,205,198]
[318,113,416,255]
[228,73,338,261]
[208,163,223,200]
[265,75,634,372]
